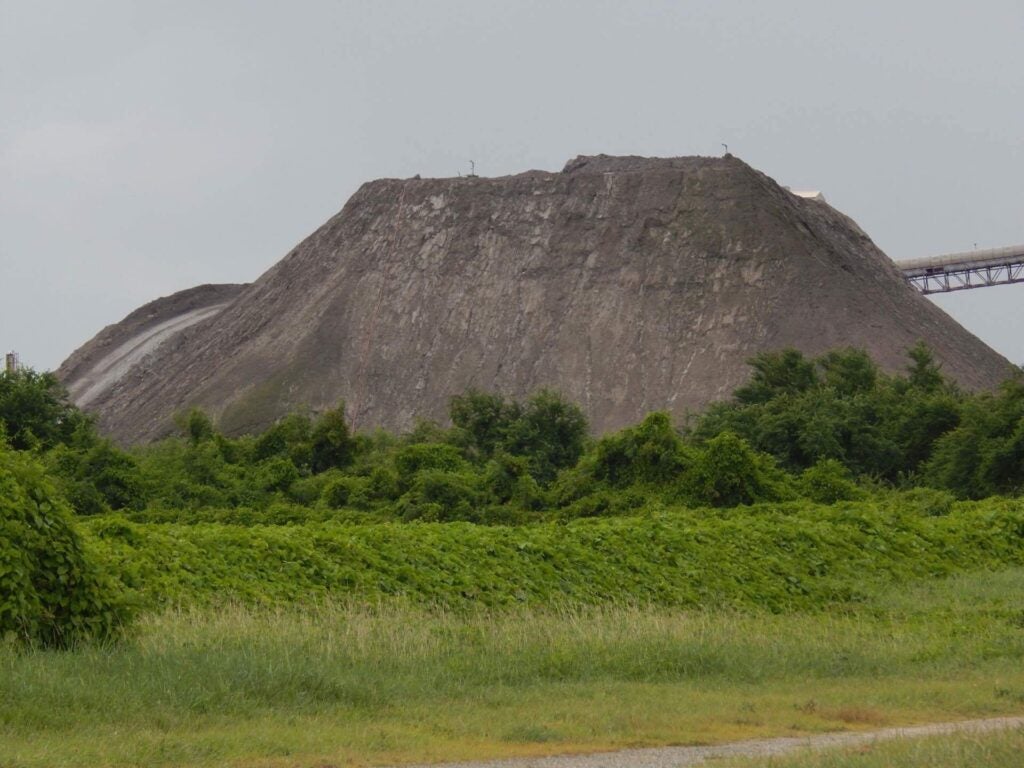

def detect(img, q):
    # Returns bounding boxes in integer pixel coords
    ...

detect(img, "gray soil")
[58,283,246,405]
[391,716,1024,768]
[59,154,1013,443]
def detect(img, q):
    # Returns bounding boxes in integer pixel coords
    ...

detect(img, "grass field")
[725,726,1024,767]
[4,568,1024,767]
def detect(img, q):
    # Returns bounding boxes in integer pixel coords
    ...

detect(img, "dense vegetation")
[0,447,126,645]
[2,344,1021,525]
[3,347,1024,766]
[83,498,1024,611]
[1,344,1023,642]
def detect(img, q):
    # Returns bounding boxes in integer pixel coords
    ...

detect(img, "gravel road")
[392,715,1024,768]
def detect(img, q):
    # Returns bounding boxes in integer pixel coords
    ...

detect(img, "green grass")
[724,726,1024,767]
[4,569,1024,767]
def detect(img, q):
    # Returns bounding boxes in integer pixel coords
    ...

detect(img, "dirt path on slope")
[394,715,1024,768]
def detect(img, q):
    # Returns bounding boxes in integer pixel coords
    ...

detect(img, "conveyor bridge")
[899,245,1024,294]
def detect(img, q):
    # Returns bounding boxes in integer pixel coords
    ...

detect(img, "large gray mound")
[59,154,1012,443]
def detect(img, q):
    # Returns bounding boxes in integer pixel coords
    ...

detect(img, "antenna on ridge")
[468,160,477,178]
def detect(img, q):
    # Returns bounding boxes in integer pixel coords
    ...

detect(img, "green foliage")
[322,475,372,510]
[0,369,94,451]
[503,390,588,483]
[47,440,147,514]
[734,348,819,404]
[906,340,946,393]
[450,390,521,461]
[0,445,127,645]
[253,457,300,493]
[799,459,865,504]
[253,412,313,468]
[81,498,1024,612]
[483,452,543,509]
[819,347,879,396]
[696,345,964,482]
[395,469,485,521]
[593,412,687,487]
[681,432,793,507]
[310,404,356,472]
[175,408,216,446]
[889,487,957,517]
[556,488,647,520]
[393,442,469,488]
[5,348,1023,544]
[448,390,588,486]
[926,378,1024,498]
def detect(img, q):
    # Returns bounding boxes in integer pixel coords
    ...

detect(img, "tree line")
[1,343,1021,524]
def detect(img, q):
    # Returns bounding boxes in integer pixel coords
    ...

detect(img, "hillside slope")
[59,154,1012,442]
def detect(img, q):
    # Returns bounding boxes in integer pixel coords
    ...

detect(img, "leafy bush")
[593,412,687,487]
[253,457,301,494]
[47,441,147,514]
[395,469,484,521]
[926,379,1024,498]
[799,459,865,504]
[393,443,469,488]
[504,391,588,483]
[696,346,964,482]
[889,487,957,517]
[253,413,313,468]
[0,446,127,645]
[0,369,93,451]
[322,476,372,510]
[81,498,1024,612]
[556,489,648,520]
[310,405,356,472]
[681,432,793,507]
[450,390,521,461]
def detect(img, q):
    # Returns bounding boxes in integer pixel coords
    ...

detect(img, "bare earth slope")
[57,284,246,407]
[60,155,1013,443]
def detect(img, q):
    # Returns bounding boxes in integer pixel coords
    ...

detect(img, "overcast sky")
[2,0,1022,371]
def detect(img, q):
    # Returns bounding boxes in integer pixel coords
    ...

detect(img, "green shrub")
[310,405,356,472]
[557,489,648,520]
[682,432,793,507]
[890,487,957,517]
[593,412,687,487]
[253,457,301,494]
[322,476,372,510]
[482,452,545,508]
[799,459,865,504]
[0,369,94,451]
[393,443,469,488]
[395,469,484,521]
[503,391,588,484]
[0,446,127,645]
[287,473,330,505]
[449,390,520,461]
[80,498,1024,612]
[175,408,216,445]
[253,413,313,468]
[366,465,400,500]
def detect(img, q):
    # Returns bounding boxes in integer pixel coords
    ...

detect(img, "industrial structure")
[899,245,1024,294]
[5,351,20,374]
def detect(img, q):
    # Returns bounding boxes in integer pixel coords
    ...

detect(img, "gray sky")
[2,0,1022,371]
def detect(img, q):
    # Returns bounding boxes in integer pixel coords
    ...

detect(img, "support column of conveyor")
[898,245,1024,294]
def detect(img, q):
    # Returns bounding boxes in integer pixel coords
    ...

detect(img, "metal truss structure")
[899,244,1024,295]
